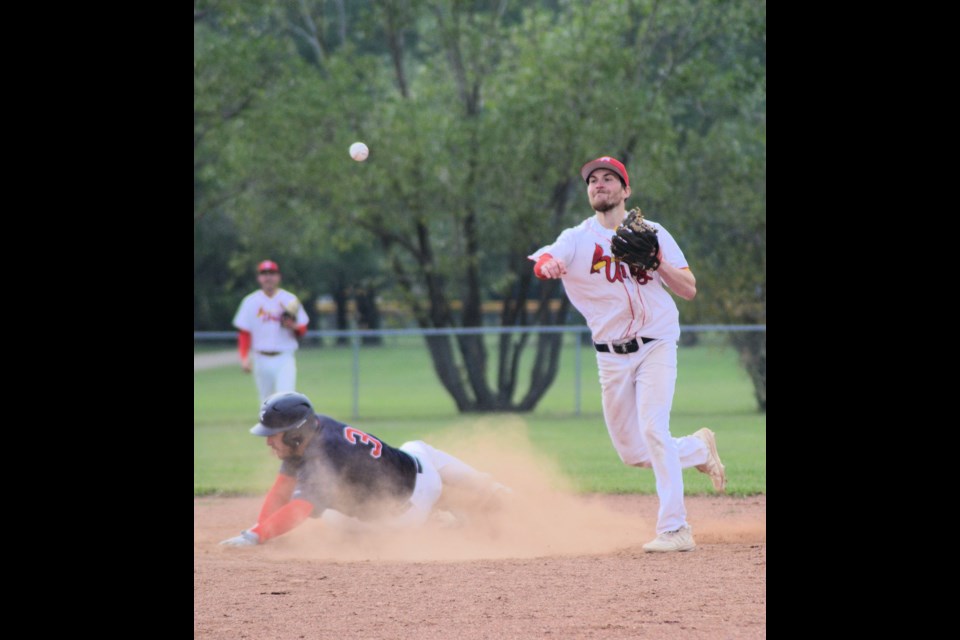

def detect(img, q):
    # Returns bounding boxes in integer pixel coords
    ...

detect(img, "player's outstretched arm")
[532,253,567,279]
[258,474,296,522]
[220,499,315,547]
[237,330,252,373]
[220,475,306,547]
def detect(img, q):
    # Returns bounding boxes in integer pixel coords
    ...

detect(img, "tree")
[194,0,767,412]
[195,0,391,332]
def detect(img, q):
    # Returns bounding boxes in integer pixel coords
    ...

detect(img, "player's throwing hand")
[538,257,567,279]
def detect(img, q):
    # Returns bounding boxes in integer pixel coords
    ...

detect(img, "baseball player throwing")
[232,260,309,404]
[529,156,726,553]
[220,391,512,546]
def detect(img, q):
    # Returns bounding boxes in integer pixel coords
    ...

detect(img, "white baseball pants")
[597,339,710,534]
[252,351,297,403]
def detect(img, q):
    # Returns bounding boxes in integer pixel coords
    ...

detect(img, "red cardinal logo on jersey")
[590,243,624,282]
[256,307,284,323]
[589,244,653,284]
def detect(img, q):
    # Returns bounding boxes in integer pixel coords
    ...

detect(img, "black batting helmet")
[250,391,315,436]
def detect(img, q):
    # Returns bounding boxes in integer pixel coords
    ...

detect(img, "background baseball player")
[529,156,726,552]
[220,391,512,546]
[232,260,310,404]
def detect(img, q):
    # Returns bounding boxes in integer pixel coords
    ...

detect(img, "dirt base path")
[195,494,765,639]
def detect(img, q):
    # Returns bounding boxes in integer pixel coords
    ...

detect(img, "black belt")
[594,337,655,354]
[256,351,282,356]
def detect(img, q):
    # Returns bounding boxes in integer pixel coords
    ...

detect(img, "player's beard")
[590,190,623,213]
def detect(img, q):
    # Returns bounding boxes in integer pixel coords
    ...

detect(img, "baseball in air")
[349,142,369,162]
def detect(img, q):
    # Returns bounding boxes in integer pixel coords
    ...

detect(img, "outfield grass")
[195,334,765,496]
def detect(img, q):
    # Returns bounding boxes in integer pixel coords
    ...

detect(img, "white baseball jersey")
[528,216,688,344]
[232,289,310,352]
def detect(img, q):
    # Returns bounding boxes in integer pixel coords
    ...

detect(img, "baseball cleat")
[693,427,726,493]
[642,525,696,552]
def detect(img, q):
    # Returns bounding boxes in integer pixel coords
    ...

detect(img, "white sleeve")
[296,303,309,326]
[528,227,578,265]
[654,224,688,269]
[232,295,253,331]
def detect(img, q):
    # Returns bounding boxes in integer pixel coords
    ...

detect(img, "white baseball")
[349,142,369,162]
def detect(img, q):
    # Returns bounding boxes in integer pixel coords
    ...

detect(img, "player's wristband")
[533,253,554,279]
[252,499,314,542]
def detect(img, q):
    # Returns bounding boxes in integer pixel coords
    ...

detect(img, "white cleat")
[642,525,696,552]
[693,427,726,493]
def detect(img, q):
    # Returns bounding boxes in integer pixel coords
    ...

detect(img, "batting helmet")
[250,391,315,436]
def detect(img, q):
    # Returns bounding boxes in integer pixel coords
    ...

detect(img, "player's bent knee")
[616,450,652,468]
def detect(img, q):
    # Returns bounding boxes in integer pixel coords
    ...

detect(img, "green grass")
[195,335,765,496]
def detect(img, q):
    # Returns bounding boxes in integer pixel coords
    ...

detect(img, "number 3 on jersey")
[343,427,383,458]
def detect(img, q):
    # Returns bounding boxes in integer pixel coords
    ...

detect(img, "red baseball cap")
[580,156,629,188]
[257,260,280,273]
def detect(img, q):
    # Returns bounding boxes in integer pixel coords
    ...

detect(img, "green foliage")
[194,0,766,407]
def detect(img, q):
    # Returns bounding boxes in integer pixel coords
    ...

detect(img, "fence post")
[575,330,582,416]
[352,332,360,419]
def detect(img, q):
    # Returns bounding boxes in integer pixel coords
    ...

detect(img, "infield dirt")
[196,430,765,639]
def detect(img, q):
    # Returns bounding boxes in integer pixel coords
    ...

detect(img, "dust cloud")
[265,416,653,562]
[254,417,766,562]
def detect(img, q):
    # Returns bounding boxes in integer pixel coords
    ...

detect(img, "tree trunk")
[332,282,350,346]
[730,330,765,412]
[518,281,570,411]
[354,285,382,346]
[424,334,473,412]
[456,126,497,410]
